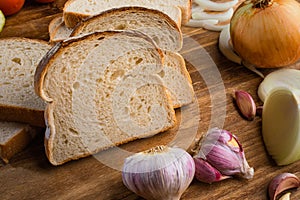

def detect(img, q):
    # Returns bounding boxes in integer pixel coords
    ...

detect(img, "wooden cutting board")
[1,1,300,199]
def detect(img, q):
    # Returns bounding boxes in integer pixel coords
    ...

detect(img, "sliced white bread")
[71,7,183,52]
[63,0,185,28]
[0,38,52,127]
[49,17,73,44]
[49,15,63,35]
[34,30,176,165]
[0,122,37,163]
[162,51,194,108]
[48,15,193,108]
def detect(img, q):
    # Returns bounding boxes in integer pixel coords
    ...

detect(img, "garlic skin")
[122,145,195,200]
[268,173,300,200]
[194,157,230,183]
[235,90,256,121]
[194,128,254,183]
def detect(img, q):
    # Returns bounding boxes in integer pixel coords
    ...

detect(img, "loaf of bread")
[0,38,51,127]
[63,0,191,28]
[35,30,177,165]
[0,122,37,163]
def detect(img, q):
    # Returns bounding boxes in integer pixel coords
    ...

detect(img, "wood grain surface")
[1,1,300,199]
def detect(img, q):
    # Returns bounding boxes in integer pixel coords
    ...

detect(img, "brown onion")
[230,0,300,68]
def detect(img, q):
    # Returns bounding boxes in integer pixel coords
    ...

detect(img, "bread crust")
[48,15,63,35]
[34,42,62,103]
[63,0,184,28]
[181,0,192,24]
[0,106,45,127]
[71,6,182,38]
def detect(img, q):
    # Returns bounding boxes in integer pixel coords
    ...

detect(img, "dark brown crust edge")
[34,42,62,102]
[0,125,41,163]
[0,105,45,127]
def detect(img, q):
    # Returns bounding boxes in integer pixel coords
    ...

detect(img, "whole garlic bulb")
[122,145,195,200]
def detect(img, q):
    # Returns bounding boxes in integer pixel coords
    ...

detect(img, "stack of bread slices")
[1,0,195,165]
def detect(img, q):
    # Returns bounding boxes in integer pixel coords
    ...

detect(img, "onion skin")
[230,0,300,68]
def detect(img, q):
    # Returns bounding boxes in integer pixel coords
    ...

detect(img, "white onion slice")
[218,26,265,77]
[185,19,219,27]
[186,19,228,31]
[192,8,234,22]
[258,69,300,102]
[202,21,229,31]
[194,0,239,11]
[219,25,242,64]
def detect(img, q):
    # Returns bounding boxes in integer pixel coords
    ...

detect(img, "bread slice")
[0,38,52,127]
[49,7,183,51]
[63,0,185,28]
[71,7,182,52]
[0,122,37,163]
[162,51,194,108]
[48,14,193,108]
[35,30,176,165]
[49,16,73,44]
[49,15,63,35]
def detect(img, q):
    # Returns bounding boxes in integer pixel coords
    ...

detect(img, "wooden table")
[1,1,300,199]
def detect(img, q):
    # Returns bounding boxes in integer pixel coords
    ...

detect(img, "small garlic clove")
[195,128,254,180]
[235,90,256,120]
[268,173,300,200]
[122,145,195,200]
[194,157,231,183]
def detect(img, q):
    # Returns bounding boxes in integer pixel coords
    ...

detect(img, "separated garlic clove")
[194,128,254,182]
[194,157,230,183]
[268,173,300,200]
[122,145,195,200]
[235,90,256,120]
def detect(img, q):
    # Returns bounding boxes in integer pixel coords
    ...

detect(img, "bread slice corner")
[0,122,39,164]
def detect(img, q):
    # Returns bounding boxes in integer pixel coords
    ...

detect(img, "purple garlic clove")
[193,157,230,184]
[268,172,300,200]
[235,90,256,120]
[194,128,254,183]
